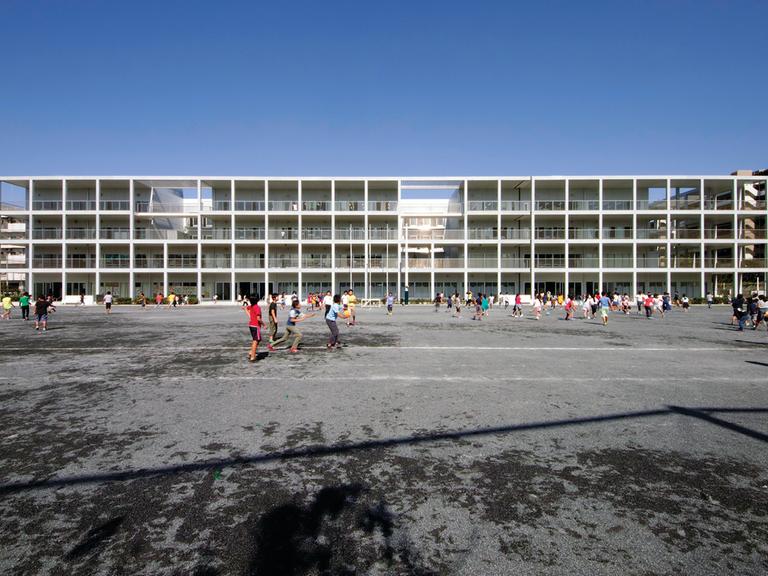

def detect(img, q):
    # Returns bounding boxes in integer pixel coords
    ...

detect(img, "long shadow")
[64,516,124,560]
[733,339,768,346]
[746,360,768,368]
[1,406,766,497]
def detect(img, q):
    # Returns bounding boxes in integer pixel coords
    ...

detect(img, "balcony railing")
[601,228,633,240]
[569,228,600,240]
[100,200,130,211]
[740,259,768,269]
[468,200,498,211]
[0,229,27,240]
[535,256,565,268]
[568,257,600,268]
[467,228,497,240]
[534,200,566,211]
[234,201,265,211]
[301,256,332,268]
[500,228,531,240]
[302,201,331,211]
[603,200,633,210]
[670,229,701,240]
[703,198,734,210]
[100,228,130,240]
[636,229,667,240]
[210,201,231,211]
[234,227,265,240]
[368,257,398,268]
[738,229,767,240]
[603,257,634,268]
[301,228,333,240]
[268,256,299,268]
[66,256,96,268]
[33,256,62,268]
[368,228,398,240]
[740,200,767,211]
[201,256,232,268]
[335,200,365,211]
[669,199,701,210]
[368,201,397,211]
[335,228,366,240]
[406,258,432,269]
[433,258,464,268]
[705,258,734,268]
[534,228,566,240]
[268,201,299,211]
[135,201,185,213]
[636,258,666,268]
[267,229,299,240]
[65,200,97,211]
[31,228,62,240]
[167,256,198,268]
[467,257,498,268]
[100,256,131,268]
[0,256,27,267]
[133,257,165,268]
[32,201,63,210]
[335,258,367,269]
[670,257,700,268]
[704,228,734,240]
[501,258,530,268]
[66,228,97,240]
[234,255,264,268]
[500,200,531,211]
[568,200,600,211]
[636,200,668,210]
[201,228,232,240]
[134,229,198,240]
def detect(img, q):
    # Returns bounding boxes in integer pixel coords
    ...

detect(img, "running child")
[1,293,13,320]
[269,299,315,353]
[326,293,343,349]
[34,295,55,331]
[244,294,264,362]
[19,291,30,321]
[104,291,113,314]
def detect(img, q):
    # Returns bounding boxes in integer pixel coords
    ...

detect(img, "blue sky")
[1,0,766,176]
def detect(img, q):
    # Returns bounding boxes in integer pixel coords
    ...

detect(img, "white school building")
[1,173,766,302]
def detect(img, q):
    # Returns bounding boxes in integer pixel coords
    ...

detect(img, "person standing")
[103,291,113,314]
[636,291,645,314]
[155,292,163,309]
[681,295,690,311]
[386,292,394,316]
[348,289,358,326]
[325,293,343,349]
[19,291,30,321]
[598,292,611,326]
[753,294,768,331]
[268,294,279,344]
[706,292,714,309]
[138,291,147,310]
[34,295,55,331]
[244,294,264,362]
[732,294,747,331]
[323,290,333,317]
[269,299,315,353]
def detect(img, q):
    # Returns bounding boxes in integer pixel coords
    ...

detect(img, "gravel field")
[1,303,767,576]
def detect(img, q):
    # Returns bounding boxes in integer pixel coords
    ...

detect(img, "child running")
[268,293,279,343]
[19,292,30,321]
[326,293,343,349]
[269,299,315,354]
[244,294,264,362]
[34,295,56,332]
[104,291,113,314]
[1,293,13,319]
[598,292,611,325]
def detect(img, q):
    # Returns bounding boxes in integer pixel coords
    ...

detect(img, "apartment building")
[0,175,766,302]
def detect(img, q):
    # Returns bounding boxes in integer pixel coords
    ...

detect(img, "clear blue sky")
[1,0,766,176]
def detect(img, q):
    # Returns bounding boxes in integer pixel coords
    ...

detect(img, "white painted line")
[0,346,764,352]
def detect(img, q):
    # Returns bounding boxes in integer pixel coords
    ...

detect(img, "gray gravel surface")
[1,303,767,575]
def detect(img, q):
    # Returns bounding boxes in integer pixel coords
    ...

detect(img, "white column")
[396,179,401,300]
[700,177,706,297]
[631,178,637,296]
[463,179,468,294]
[231,179,236,301]
[733,177,738,295]
[497,179,502,295]
[364,179,369,299]
[597,178,603,293]
[61,179,67,297]
[564,178,570,295]
[331,180,336,294]
[530,178,536,297]
[264,180,270,295]
[666,178,672,295]
[197,179,202,300]
[163,242,169,296]
[297,180,302,299]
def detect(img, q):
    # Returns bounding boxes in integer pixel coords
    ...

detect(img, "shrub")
[115,297,133,305]
[186,296,199,305]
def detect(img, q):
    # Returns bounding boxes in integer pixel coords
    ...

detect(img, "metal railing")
[669,229,701,240]
[603,257,634,268]
[234,228,265,240]
[167,256,198,268]
[368,228,398,240]
[568,200,600,211]
[0,256,27,267]
[467,257,499,268]
[65,200,97,211]
[268,256,300,268]
[268,201,299,211]
[100,200,130,211]
[433,258,464,268]
[534,200,566,211]
[301,228,333,240]
[500,200,531,211]
[335,200,366,211]
[302,201,332,211]
[669,199,701,210]
[468,200,498,211]
[301,256,333,268]
[211,201,231,211]
[601,228,633,239]
[703,198,734,210]
[234,201,265,211]
[31,228,62,239]
[201,228,232,240]
[134,229,198,240]
[100,228,130,240]
[367,257,398,268]
[704,258,734,268]
[740,259,768,269]
[368,201,397,211]
[635,200,668,210]
[534,228,566,240]
[636,229,667,240]
[467,228,497,240]
[535,256,565,268]
[267,229,300,240]
[201,256,232,268]
[740,200,767,210]
[569,228,600,240]
[501,258,530,268]
[704,228,734,239]
[738,229,767,240]
[406,258,432,269]
[33,256,62,268]
[133,257,165,268]
[335,228,366,240]
[636,258,666,268]
[100,256,131,268]
[568,257,600,268]
[500,228,531,240]
[235,255,265,268]
[66,257,96,268]
[602,200,633,210]
[335,258,367,269]
[66,228,97,240]
[32,201,63,210]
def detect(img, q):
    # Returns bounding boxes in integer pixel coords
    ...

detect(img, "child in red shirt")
[245,295,264,362]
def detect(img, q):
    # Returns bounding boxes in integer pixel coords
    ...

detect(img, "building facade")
[1,175,766,302]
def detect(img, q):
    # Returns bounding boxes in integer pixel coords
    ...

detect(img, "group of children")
[1,292,57,331]
[243,292,354,362]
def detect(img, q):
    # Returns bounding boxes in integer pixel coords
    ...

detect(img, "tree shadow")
[65,516,124,560]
